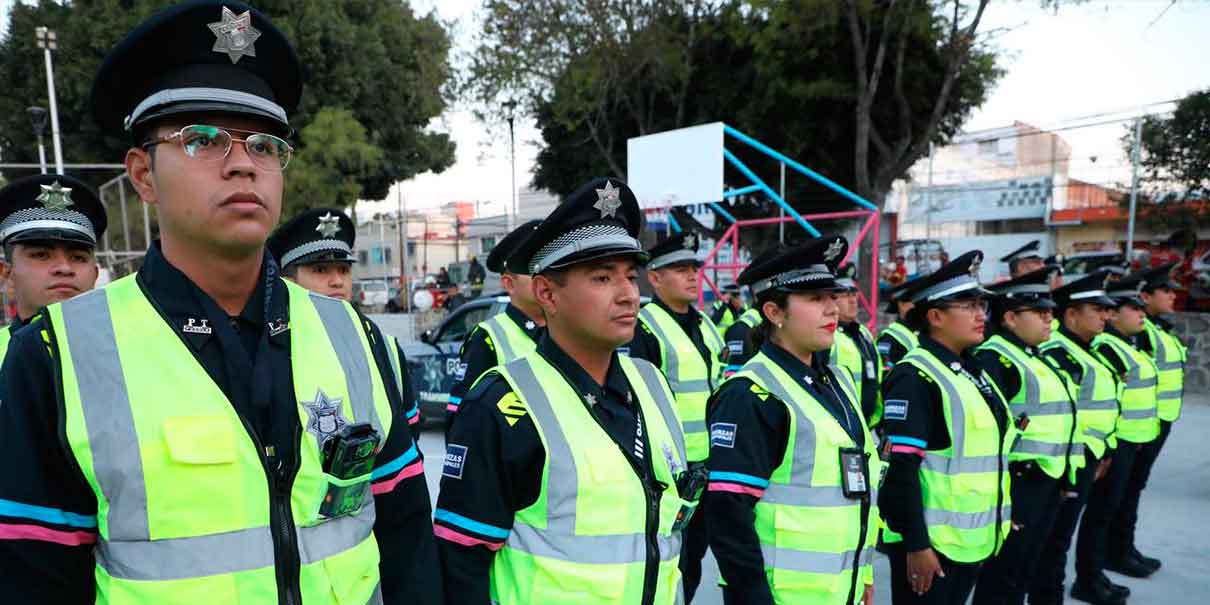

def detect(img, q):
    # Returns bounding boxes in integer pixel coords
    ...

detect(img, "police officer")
[723,290,763,376]
[0,175,107,358]
[268,207,423,440]
[970,266,1079,605]
[706,236,879,605]
[1002,240,1046,279]
[445,219,544,421]
[878,251,1014,605]
[0,4,438,603]
[1103,263,1184,577]
[711,282,745,332]
[877,277,921,372]
[1029,271,1125,605]
[831,262,883,425]
[434,178,690,605]
[627,229,725,602]
[1071,273,1161,603]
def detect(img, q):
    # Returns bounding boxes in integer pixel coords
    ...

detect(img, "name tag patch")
[877,341,892,355]
[443,444,468,479]
[451,361,468,381]
[616,346,631,357]
[728,340,744,355]
[884,399,909,421]
[710,422,737,449]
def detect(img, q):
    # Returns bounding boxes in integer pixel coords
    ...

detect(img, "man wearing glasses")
[0,3,439,604]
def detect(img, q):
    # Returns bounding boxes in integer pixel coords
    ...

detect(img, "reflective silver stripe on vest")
[1084,427,1109,440]
[980,340,1071,417]
[60,290,150,542]
[1157,389,1181,400]
[746,362,854,508]
[924,506,1010,530]
[1013,439,1070,457]
[639,307,712,395]
[1154,360,1182,371]
[1127,376,1158,389]
[908,354,1004,476]
[482,315,518,362]
[369,582,384,605]
[1120,407,1157,420]
[385,336,404,397]
[1081,398,1118,411]
[310,294,384,436]
[63,289,380,581]
[631,359,688,467]
[683,419,708,433]
[1071,442,1086,457]
[503,358,676,564]
[760,546,864,575]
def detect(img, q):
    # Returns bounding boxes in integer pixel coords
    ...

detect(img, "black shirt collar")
[760,341,830,382]
[504,303,542,340]
[654,295,700,325]
[537,333,631,406]
[993,328,1036,356]
[919,333,981,373]
[136,241,286,350]
[1147,313,1173,331]
[1059,324,1095,350]
[8,314,27,333]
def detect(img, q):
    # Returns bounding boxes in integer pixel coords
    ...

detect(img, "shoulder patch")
[999,354,1013,368]
[877,341,892,355]
[710,422,737,448]
[495,391,528,427]
[443,443,468,479]
[884,399,909,421]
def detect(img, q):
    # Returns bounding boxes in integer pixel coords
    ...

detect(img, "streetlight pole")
[1125,117,1143,259]
[504,100,518,231]
[27,107,48,175]
[35,27,64,175]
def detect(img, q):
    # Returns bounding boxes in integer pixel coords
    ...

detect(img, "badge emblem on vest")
[182,318,212,334]
[268,318,288,336]
[304,389,349,443]
[524,320,536,330]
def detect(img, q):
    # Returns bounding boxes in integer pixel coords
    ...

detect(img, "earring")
[776,322,783,329]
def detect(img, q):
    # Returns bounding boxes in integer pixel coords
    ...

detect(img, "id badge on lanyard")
[840,447,869,498]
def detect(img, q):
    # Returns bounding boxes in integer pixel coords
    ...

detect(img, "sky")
[2,0,1207,215]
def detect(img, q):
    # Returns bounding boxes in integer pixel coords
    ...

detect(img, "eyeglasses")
[940,299,989,314]
[143,124,293,171]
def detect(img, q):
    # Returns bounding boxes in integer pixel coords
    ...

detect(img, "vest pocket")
[320,537,381,604]
[162,416,236,465]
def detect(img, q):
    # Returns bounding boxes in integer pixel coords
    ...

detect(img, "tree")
[283,107,383,220]
[1121,88,1210,233]
[0,0,454,201]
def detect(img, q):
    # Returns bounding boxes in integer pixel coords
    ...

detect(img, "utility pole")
[778,162,786,244]
[1126,116,1143,259]
[504,100,518,231]
[27,107,48,174]
[397,186,409,312]
[35,27,64,175]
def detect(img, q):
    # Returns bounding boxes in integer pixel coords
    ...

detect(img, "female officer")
[878,251,1015,605]
[705,237,879,605]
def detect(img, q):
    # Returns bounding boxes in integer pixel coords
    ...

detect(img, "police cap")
[737,236,848,296]
[267,208,355,271]
[1000,240,1042,265]
[1106,272,1147,308]
[1138,262,1180,292]
[486,219,541,274]
[1052,270,1115,308]
[834,263,858,291]
[908,250,989,305]
[0,175,107,248]
[987,265,1059,312]
[646,231,703,270]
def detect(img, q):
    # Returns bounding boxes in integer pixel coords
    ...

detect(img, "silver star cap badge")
[208,6,261,64]
[970,255,983,278]
[524,320,536,330]
[683,234,696,250]
[316,212,341,238]
[585,393,597,406]
[594,181,623,219]
[37,181,74,213]
[824,238,844,262]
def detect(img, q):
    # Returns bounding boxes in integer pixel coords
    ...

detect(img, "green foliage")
[0,0,454,200]
[283,107,383,220]
[1123,88,1210,232]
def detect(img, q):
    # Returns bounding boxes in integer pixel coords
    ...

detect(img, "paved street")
[421,397,1210,604]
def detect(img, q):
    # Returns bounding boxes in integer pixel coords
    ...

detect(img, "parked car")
[355,280,391,312]
[399,295,510,428]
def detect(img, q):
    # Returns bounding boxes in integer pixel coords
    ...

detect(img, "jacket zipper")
[639,481,660,605]
[236,413,302,605]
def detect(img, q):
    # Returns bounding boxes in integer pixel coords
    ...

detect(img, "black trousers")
[1028,450,1098,605]
[972,463,1063,605]
[1075,442,1139,583]
[888,545,983,605]
[1107,420,1171,559]
[681,496,709,603]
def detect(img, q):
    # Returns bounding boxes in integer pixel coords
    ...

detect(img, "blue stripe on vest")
[372,443,419,480]
[0,498,98,529]
[434,509,510,539]
[708,471,770,488]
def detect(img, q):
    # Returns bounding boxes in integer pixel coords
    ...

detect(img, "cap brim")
[778,278,841,293]
[287,250,356,268]
[1111,296,1145,308]
[5,229,96,247]
[136,102,291,136]
[541,247,650,273]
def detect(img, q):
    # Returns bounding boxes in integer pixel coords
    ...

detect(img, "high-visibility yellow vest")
[488,353,688,605]
[737,307,762,329]
[638,303,725,462]
[830,324,883,426]
[1040,330,1121,461]
[51,276,392,605]
[0,323,12,362]
[713,300,739,333]
[479,312,539,365]
[1093,332,1161,444]
[730,353,879,605]
[896,347,1015,563]
[879,321,918,355]
[1142,317,1186,422]
[977,335,1079,480]
[384,334,420,427]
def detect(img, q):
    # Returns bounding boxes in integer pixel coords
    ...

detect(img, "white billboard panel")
[627,123,725,209]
